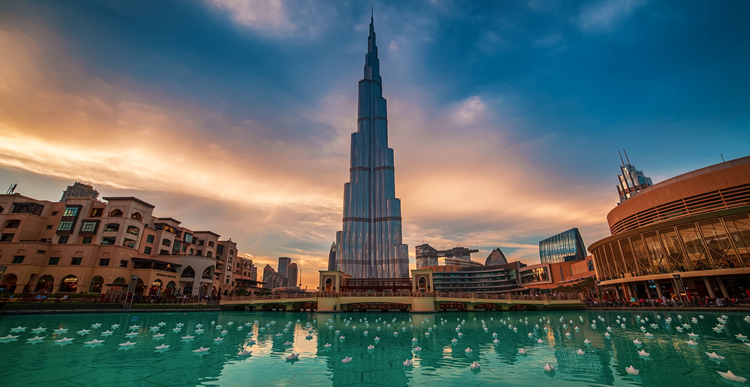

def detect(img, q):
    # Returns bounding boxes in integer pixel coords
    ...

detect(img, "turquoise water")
[1,310,750,386]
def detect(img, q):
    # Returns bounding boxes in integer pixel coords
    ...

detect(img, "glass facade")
[592,212,750,282]
[539,228,587,264]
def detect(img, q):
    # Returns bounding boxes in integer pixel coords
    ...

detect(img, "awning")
[131,257,182,267]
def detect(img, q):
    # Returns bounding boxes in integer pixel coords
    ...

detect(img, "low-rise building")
[0,187,244,297]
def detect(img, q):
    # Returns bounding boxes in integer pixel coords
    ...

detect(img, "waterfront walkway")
[220,292,585,312]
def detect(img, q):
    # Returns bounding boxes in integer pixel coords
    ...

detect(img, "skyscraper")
[286,262,299,288]
[616,150,653,204]
[278,257,291,286]
[335,15,409,279]
[327,242,337,271]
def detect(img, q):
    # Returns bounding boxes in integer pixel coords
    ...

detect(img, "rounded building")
[589,156,750,300]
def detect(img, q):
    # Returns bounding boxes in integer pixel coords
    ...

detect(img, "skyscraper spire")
[334,16,408,279]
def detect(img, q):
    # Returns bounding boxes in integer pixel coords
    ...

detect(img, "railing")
[223,292,582,302]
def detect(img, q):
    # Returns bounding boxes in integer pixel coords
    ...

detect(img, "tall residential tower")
[335,16,409,278]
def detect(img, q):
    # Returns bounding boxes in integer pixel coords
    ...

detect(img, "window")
[48,257,60,265]
[119,260,128,268]
[4,220,20,228]
[71,257,82,265]
[182,245,187,253]
[146,235,155,243]
[58,235,69,244]
[126,226,139,236]
[184,234,193,243]
[217,245,225,255]
[131,212,143,222]
[82,236,93,244]
[0,233,14,242]
[144,246,152,254]
[101,237,116,245]
[12,255,24,264]
[161,239,171,247]
[57,221,73,231]
[197,250,203,256]
[81,221,98,232]
[225,278,229,284]
[89,208,103,217]
[99,258,110,266]
[104,223,120,232]
[63,207,79,217]
[173,241,182,251]
[52,211,59,216]
[108,209,123,217]
[123,239,135,248]
[45,225,53,229]
[208,241,215,247]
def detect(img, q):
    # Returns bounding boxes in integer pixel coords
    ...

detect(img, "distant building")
[484,248,508,266]
[415,244,479,269]
[60,182,99,202]
[616,151,653,204]
[286,262,299,288]
[327,242,337,271]
[278,257,291,278]
[539,228,587,264]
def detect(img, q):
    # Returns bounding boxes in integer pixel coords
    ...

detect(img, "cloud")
[207,0,336,38]
[450,96,487,125]
[577,0,647,32]
[533,33,563,48]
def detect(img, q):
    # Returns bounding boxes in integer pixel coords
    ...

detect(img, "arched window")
[126,226,139,236]
[325,277,333,292]
[183,283,193,295]
[113,277,126,285]
[208,241,215,247]
[418,276,427,292]
[202,267,212,279]
[229,249,234,256]
[150,279,162,295]
[207,251,213,258]
[165,281,176,295]
[135,278,145,295]
[108,209,123,217]
[59,275,78,293]
[1,273,18,293]
[4,219,20,229]
[35,275,55,292]
[244,271,247,276]
[89,276,104,293]
[104,223,120,232]
[181,266,195,278]
[130,212,143,222]
[162,239,171,247]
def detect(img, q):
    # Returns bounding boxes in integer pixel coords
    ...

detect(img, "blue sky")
[1,0,749,286]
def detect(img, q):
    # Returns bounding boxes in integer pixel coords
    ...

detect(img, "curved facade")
[590,156,750,299]
[539,228,586,264]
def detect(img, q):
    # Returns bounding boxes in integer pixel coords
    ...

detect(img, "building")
[539,228,587,264]
[485,248,508,266]
[334,15,409,279]
[60,182,99,202]
[415,244,479,269]
[425,261,527,294]
[327,242,337,271]
[616,150,653,204]
[520,256,597,292]
[589,155,750,300]
[286,262,298,288]
[278,257,291,277]
[0,190,242,296]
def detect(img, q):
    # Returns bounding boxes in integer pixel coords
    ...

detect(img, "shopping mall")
[589,155,750,300]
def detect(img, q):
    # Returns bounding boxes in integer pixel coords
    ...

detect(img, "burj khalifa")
[333,16,409,279]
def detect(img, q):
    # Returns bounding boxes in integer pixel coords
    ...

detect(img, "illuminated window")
[63,207,79,217]
[81,221,98,232]
[57,221,73,231]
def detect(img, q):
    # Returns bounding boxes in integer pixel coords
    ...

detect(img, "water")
[1,310,749,386]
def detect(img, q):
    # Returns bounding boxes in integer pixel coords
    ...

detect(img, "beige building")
[0,190,247,297]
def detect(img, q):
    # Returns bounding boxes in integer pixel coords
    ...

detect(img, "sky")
[1,0,749,289]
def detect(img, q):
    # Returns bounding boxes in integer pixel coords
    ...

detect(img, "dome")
[484,248,508,266]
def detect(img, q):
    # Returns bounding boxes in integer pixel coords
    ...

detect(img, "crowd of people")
[586,295,743,308]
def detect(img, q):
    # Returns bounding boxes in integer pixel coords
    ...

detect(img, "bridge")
[220,291,584,312]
